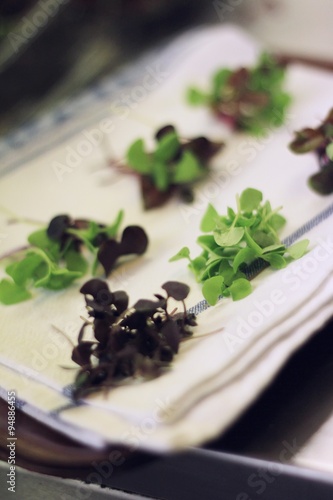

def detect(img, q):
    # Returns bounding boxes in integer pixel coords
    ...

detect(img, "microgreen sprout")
[71,279,196,399]
[187,53,291,136]
[0,211,148,305]
[125,124,224,209]
[170,188,309,306]
[289,107,333,194]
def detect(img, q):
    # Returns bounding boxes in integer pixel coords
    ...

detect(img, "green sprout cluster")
[170,188,309,305]
[187,53,291,136]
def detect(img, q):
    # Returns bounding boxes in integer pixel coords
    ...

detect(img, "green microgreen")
[0,211,148,305]
[170,188,309,306]
[186,53,291,136]
[125,124,224,209]
[289,107,333,195]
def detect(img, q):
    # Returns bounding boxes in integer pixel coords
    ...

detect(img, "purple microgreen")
[160,320,180,354]
[80,278,111,300]
[140,175,174,210]
[183,136,223,163]
[309,164,333,195]
[120,226,149,256]
[123,125,224,210]
[133,298,162,315]
[97,239,121,276]
[71,279,196,399]
[47,215,71,241]
[289,107,333,194]
[72,339,96,367]
[187,53,291,135]
[155,124,176,141]
[162,281,190,301]
[289,128,325,154]
[97,225,148,276]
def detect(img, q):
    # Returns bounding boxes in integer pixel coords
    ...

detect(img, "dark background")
[0,0,213,136]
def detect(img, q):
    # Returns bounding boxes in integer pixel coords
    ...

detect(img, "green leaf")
[327,142,333,161]
[64,249,88,274]
[200,203,219,232]
[28,229,60,260]
[269,213,286,231]
[226,278,252,301]
[243,229,263,255]
[154,132,180,162]
[202,275,224,306]
[0,278,32,305]
[152,161,169,191]
[197,235,218,253]
[169,247,191,262]
[85,221,103,243]
[219,260,241,287]
[43,268,83,290]
[126,139,151,174]
[6,252,45,287]
[105,210,124,238]
[233,247,257,272]
[189,256,206,277]
[227,206,236,221]
[199,258,223,282]
[187,87,209,105]
[262,244,286,254]
[237,215,256,227]
[287,239,309,259]
[66,228,95,253]
[212,68,232,98]
[214,227,244,247]
[172,151,203,184]
[262,253,286,269]
[240,188,263,212]
[252,230,277,248]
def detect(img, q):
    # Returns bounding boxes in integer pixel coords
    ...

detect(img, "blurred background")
[0,0,332,138]
[0,0,209,136]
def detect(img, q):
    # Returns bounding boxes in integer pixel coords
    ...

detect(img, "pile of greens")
[187,53,291,136]
[289,107,333,194]
[0,211,148,305]
[170,188,309,306]
[126,124,223,209]
[72,279,196,399]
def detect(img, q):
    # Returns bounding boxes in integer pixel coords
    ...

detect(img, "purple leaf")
[161,320,180,353]
[120,226,149,255]
[162,281,190,301]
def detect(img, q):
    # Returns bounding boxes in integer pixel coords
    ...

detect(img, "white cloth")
[1,25,333,451]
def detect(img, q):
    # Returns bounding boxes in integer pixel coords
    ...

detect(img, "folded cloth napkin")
[1,25,333,451]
